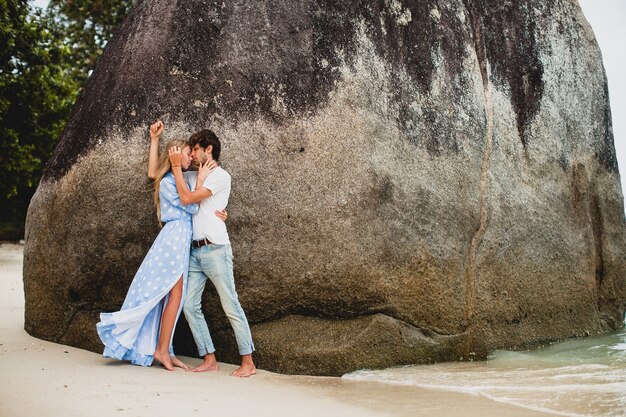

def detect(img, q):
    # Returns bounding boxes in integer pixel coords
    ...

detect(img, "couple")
[96,121,256,377]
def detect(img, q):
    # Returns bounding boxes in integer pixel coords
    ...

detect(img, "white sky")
[28,0,626,208]
[30,0,47,9]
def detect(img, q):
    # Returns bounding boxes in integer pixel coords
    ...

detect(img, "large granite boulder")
[24,0,625,376]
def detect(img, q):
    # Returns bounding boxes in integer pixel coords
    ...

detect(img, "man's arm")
[169,149,215,205]
[147,120,164,179]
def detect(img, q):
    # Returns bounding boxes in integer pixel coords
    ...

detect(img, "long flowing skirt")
[96,219,192,366]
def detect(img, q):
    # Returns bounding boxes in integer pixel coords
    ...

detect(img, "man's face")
[180,146,193,171]
[191,144,210,165]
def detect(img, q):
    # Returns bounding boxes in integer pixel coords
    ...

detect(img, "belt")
[191,238,213,248]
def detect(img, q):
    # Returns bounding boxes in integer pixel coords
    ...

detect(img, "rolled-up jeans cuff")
[198,345,216,357]
[238,344,255,356]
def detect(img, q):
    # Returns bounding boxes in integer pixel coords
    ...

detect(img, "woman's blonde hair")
[154,139,189,223]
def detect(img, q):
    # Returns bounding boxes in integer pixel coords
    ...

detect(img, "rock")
[24,0,625,376]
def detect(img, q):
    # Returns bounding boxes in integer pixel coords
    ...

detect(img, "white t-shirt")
[184,167,231,244]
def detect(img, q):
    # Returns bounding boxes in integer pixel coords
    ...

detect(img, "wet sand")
[0,243,553,417]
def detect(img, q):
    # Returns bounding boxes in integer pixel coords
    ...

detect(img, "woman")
[96,138,221,371]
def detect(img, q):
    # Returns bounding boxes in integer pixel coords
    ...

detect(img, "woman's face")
[180,145,193,170]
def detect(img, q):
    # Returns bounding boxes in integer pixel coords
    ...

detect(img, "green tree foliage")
[48,0,134,82]
[0,0,79,238]
[0,0,133,239]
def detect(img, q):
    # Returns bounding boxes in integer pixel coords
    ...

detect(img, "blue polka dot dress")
[96,172,198,366]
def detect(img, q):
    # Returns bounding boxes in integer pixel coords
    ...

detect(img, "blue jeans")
[184,244,255,356]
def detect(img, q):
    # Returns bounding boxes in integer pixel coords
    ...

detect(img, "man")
[148,121,256,377]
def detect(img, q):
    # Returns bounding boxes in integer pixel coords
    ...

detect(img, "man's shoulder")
[213,166,231,181]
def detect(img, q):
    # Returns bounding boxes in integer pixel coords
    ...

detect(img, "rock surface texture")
[24,0,625,376]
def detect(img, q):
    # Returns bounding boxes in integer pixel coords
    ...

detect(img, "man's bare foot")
[190,354,219,372]
[153,349,174,371]
[231,358,256,378]
[171,356,190,371]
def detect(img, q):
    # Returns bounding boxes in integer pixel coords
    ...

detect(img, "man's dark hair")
[189,129,221,161]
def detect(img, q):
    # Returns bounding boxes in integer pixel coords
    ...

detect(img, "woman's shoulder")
[159,172,176,189]
[161,172,175,182]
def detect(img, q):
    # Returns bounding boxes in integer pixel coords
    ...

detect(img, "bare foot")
[171,356,190,371]
[190,354,219,372]
[231,362,257,378]
[153,350,174,371]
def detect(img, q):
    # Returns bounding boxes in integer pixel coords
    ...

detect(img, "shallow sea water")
[343,326,626,417]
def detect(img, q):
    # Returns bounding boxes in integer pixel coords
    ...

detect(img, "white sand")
[0,243,553,417]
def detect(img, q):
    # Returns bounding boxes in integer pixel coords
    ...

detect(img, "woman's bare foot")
[153,349,174,371]
[171,356,190,371]
[190,353,219,372]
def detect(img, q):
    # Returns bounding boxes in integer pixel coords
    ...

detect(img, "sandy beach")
[0,243,554,417]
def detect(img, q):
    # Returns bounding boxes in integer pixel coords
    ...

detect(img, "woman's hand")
[150,120,164,140]
[215,209,228,222]
[168,146,182,167]
[197,160,218,182]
